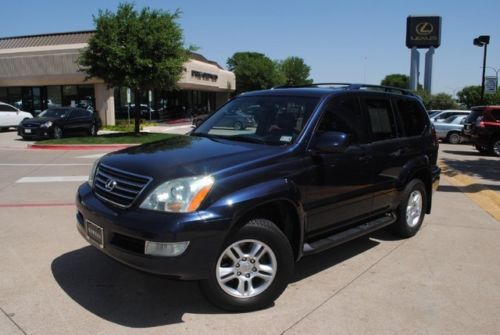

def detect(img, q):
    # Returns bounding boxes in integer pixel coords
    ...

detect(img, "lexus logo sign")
[105,179,117,192]
[406,16,441,49]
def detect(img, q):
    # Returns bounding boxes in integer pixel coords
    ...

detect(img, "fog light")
[144,241,189,257]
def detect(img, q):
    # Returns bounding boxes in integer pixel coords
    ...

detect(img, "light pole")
[473,35,490,103]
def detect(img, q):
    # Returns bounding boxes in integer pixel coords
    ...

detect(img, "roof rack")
[273,83,417,97]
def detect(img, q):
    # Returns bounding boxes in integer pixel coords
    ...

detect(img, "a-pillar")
[94,83,115,126]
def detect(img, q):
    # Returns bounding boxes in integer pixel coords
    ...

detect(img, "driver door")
[304,95,375,235]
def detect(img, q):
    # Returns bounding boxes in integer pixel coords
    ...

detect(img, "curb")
[28,144,137,150]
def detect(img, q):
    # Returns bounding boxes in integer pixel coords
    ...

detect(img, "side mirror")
[312,131,351,153]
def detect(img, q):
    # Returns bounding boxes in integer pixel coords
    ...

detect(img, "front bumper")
[18,126,51,138]
[76,183,230,280]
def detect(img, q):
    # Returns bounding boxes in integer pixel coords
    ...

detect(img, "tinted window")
[396,99,426,136]
[318,96,366,143]
[194,96,319,145]
[490,109,500,120]
[364,98,397,141]
[0,104,17,112]
[40,109,69,118]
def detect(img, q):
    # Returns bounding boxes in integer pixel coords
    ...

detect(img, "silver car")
[433,115,467,144]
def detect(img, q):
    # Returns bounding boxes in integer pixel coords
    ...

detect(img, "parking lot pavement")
[0,134,499,334]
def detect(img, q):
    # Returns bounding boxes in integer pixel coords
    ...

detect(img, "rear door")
[305,94,375,234]
[360,95,406,214]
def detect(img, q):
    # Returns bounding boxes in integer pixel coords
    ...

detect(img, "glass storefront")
[114,87,216,121]
[0,85,95,114]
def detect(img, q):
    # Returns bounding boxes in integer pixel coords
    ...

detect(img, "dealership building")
[0,31,236,125]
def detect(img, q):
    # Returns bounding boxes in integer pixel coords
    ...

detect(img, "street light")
[473,35,490,103]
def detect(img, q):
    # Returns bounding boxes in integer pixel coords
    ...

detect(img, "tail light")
[431,124,439,147]
[479,121,485,128]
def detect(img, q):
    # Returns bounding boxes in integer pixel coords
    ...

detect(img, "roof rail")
[273,83,416,97]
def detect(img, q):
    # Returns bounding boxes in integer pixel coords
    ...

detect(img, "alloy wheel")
[406,190,422,227]
[216,239,277,299]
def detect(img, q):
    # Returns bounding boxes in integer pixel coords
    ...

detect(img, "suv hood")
[101,135,285,182]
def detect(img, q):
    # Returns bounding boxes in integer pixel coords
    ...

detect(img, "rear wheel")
[200,219,293,312]
[490,138,500,157]
[475,144,489,154]
[392,179,427,238]
[447,132,461,144]
[88,123,98,136]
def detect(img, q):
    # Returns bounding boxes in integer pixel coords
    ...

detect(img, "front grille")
[93,163,152,208]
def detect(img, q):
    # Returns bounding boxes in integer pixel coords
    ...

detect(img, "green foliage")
[78,2,189,134]
[429,93,459,110]
[227,52,279,94]
[456,85,500,108]
[276,57,313,86]
[381,74,409,89]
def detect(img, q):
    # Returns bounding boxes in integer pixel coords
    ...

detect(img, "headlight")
[88,159,100,188]
[140,175,214,213]
[41,121,53,128]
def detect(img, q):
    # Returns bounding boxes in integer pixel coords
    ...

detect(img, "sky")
[0,0,499,96]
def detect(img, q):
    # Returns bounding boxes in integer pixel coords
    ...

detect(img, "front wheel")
[392,179,427,238]
[88,123,98,136]
[200,219,293,312]
[53,126,63,139]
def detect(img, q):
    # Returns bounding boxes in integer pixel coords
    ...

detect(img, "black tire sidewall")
[53,126,62,139]
[201,219,294,312]
[447,132,460,144]
[393,179,427,238]
[490,138,500,157]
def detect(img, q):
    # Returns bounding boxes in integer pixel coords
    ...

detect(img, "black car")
[18,107,100,139]
[76,83,440,311]
[462,105,500,156]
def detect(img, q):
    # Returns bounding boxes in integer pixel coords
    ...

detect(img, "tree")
[381,74,409,89]
[227,52,280,94]
[456,86,482,108]
[276,57,313,86]
[79,2,189,134]
[430,93,459,110]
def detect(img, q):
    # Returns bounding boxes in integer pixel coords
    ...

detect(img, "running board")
[303,214,396,256]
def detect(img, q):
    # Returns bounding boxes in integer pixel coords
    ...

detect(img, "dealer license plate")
[86,220,104,248]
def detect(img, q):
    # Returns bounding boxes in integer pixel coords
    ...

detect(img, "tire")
[447,132,461,144]
[53,126,63,139]
[392,179,427,238]
[233,121,243,130]
[489,137,500,157]
[475,144,488,154]
[88,123,98,136]
[195,119,203,127]
[200,219,294,312]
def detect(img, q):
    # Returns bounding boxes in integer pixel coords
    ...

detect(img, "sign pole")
[409,47,420,90]
[424,46,435,93]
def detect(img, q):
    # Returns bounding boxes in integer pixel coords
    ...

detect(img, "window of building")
[47,86,62,108]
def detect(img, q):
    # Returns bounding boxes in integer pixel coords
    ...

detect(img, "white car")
[0,102,33,131]
[429,109,470,123]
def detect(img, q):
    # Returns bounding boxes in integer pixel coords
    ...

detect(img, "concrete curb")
[28,143,137,150]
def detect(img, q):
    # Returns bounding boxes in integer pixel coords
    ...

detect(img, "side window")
[396,99,426,137]
[491,110,500,121]
[317,96,365,143]
[0,104,17,112]
[363,98,397,141]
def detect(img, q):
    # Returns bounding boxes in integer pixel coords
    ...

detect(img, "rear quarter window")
[396,99,426,136]
[363,98,398,141]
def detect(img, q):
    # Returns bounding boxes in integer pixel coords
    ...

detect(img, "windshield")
[39,109,69,118]
[192,95,320,145]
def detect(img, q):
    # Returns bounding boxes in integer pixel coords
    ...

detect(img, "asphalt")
[0,131,499,335]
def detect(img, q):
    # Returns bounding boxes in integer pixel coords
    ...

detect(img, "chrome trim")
[93,163,153,208]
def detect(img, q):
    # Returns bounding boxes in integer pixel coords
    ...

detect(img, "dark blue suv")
[76,84,440,311]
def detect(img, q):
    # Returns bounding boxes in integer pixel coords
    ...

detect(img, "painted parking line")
[439,161,500,221]
[0,203,74,208]
[16,176,88,183]
[0,163,91,166]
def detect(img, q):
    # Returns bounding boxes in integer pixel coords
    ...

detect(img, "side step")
[303,214,396,256]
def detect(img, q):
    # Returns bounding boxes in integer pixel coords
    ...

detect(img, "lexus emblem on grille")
[105,179,117,191]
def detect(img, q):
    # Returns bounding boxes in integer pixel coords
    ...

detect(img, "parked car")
[433,115,468,144]
[76,83,440,311]
[429,109,470,123]
[116,104,155,119]
[462,105,500,156]
[0,101,33,131]
[18,107,100,139]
